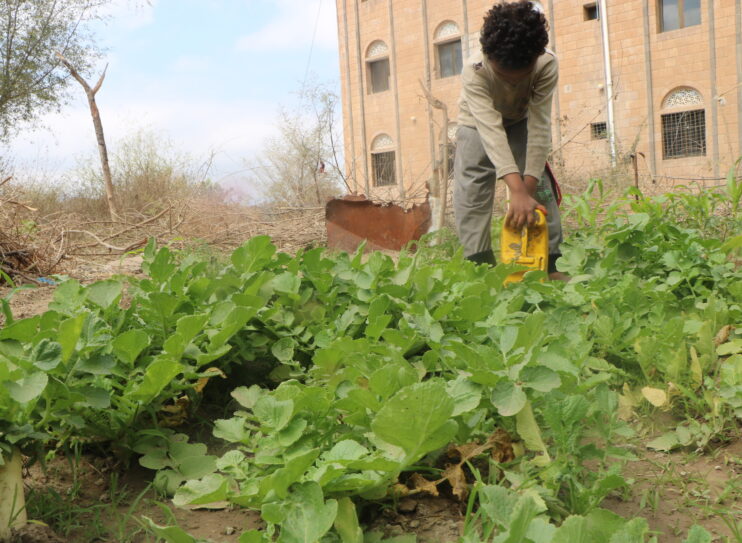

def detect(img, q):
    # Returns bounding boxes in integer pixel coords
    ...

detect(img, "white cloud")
[235,0,338,53]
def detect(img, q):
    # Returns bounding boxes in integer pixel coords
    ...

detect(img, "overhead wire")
[302,0,324,91]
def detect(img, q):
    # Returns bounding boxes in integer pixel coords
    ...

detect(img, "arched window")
[661,87,706,159]
[371,134,396,187]
[434,21,463,79]
[366,40,390,94]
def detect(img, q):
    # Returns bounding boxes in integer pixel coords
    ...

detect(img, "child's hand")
[506,191,539,230]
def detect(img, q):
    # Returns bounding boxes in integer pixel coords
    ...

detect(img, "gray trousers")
[453,121,563,258]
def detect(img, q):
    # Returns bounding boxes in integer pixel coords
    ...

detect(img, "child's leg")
[453,125,497,264]
[507,120,564,273]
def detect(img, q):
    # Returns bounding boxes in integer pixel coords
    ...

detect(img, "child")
[454,0,565,278]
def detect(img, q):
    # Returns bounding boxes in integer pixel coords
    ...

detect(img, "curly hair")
[480,1,549,70]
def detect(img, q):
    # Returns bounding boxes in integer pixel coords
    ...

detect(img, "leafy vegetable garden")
[1,178,741,542]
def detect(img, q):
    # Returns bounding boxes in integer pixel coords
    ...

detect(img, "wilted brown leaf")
[714,325,733,346]
[442,463,468,500]
[409,473,440,497]
[194,367,227,394]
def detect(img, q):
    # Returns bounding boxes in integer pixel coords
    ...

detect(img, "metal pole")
[598,0,617,167]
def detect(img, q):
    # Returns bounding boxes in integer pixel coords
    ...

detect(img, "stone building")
[334,0,742,199]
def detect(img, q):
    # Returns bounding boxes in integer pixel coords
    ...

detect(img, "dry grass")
[0,177,326,285]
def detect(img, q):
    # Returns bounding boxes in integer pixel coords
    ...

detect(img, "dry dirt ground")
[3,256,741,543]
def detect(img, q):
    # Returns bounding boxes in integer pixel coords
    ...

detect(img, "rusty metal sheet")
[325,196,432,252]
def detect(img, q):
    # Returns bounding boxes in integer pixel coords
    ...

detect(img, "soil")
[5,255,741,543]
[603,439,742,542]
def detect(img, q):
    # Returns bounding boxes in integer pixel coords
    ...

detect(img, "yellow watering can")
[500,207,548,285]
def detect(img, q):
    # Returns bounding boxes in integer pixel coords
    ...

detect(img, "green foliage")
[0,0,105,140]
[0,181,739,541]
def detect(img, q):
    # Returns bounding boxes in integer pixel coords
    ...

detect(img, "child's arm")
[524,56,558,187]
[462,66,539,229]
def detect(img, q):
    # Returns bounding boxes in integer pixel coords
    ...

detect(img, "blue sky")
[8,0,340,192]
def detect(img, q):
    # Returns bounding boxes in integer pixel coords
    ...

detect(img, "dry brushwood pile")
[0,178,326,284]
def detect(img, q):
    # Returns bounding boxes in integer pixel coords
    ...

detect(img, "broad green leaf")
[231,236,276,273]
[717,339,742,356]
[240,531,268,543]
[77,387,111,409]
[261,502,287,524]
[232,385,262,409]
[371,381,457,460]
[85,280,122,310]
[278,482,338,543]
[491,381,527,417]
[502,494,542,543]
[646,432,680,451]
[142,518,197,543]
[520,366,561,393]
[8,372,48,404]
[173,474,229,507]
[0,316,40,341]
[145,246,177,282]
[683,525,712,543]
[272,272,301,295]
[178,456,218,479]
[477,484,516,526]
[334,497,364,543]
[369,363,418,399]
[515,401,550,460]
[213,418,251,444]
[253,396,294,432]
[112,329,150,366]
[271,337,296,363]
[31,339,62,371]
[175,314,209,342]
[608,518,649,543]
[525,517,556,543]
[720,354,742,386]
[552,516,588,543]
[76,354,117,375]
[58,314,85,363]
[130,358,184,402]
[325,440,369,463]
[260,449,321,500]
[446,377,482,416]
[583,509,627,541]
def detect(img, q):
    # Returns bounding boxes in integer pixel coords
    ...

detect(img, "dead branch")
[66,230,126,252]
[56,51,119,221]
[419,79,450,241]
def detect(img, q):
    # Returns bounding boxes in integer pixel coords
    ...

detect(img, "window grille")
[372,151,396,186]
[368,58,390,94]
[437,40,463,79]
[434,21,460,41]
[659,0,701,32]
[661,109,706,159]
[663,87,703,109]
[591,122,607,140]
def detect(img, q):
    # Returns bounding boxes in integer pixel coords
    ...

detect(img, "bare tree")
[56,52,118,221]
[248,84,347,208]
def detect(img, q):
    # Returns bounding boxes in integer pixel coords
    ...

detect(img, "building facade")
[335,0,742,200]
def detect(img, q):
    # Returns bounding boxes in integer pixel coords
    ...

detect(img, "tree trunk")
[56,53,119,221]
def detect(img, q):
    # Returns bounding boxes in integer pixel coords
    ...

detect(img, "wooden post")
[56,53,119,221]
